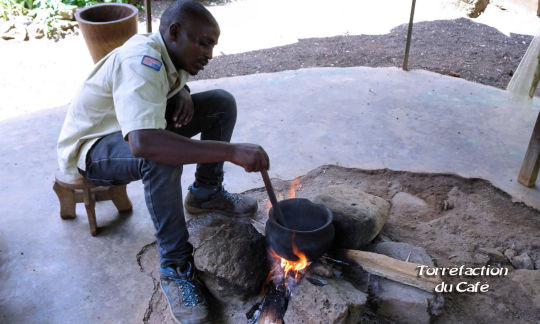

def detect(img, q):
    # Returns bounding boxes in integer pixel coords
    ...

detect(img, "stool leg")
[53,181,76,219]
[83,189,98,236]
[109,185,133,212]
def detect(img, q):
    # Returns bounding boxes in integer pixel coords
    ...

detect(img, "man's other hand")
[232,144,270,172]
[172,87,194,127]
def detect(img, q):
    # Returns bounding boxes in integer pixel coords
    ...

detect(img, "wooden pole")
[518,111,540,187]
[402,0,416,71]
[261,170,286,223]
[145,0,152,33]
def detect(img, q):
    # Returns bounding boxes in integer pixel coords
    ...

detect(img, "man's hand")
[171,87,194,128]
[231,143,270,172]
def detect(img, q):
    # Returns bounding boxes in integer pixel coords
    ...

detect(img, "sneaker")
[184,184,258,218]
[160,261,209,324]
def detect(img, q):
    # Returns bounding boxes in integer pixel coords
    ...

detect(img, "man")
[57,1,269,322]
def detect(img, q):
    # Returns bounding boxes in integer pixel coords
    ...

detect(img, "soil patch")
[140,1,533,91]
[139,165,540,323]
[192,18,532,91]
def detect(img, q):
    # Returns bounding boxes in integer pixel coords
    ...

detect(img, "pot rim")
[268,198,333,234]
[75,3,138,26]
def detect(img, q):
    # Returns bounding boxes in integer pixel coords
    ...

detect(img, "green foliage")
[1,0,28,20]
[27,0,72,38]
[1,0,140,39]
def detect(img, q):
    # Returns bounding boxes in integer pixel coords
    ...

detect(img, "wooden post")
[402,0,416,71]
[145,0,152,33]
[518,111,540,187]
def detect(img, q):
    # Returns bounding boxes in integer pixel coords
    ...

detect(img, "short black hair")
[159,0,217,35]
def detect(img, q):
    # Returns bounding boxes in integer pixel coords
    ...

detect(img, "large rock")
[510,253,535,270]
[313,185,390,249]
[368,242,444,324]
[192,219,268,301]
[284,278,367,324]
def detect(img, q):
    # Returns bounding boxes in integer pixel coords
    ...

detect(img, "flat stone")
[192,219,268,301]
[367,242,443,324]
[510,253,534,270]
[284,278,367,324]
[313,185,390,249]
[479,247,509,265]
[504,248,516,261]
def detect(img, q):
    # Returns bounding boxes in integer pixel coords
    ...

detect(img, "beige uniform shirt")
[57,32,189,176]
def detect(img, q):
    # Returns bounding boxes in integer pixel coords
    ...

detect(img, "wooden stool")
[53,172,132,236]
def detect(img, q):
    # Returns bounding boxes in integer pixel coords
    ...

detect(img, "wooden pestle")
[261,170,286,224]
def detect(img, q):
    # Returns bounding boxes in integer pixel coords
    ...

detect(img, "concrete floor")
[0,67,539,323]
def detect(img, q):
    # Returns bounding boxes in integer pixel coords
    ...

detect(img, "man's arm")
[128,129,269,172]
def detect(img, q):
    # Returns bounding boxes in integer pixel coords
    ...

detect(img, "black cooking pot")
[265,198,335,261]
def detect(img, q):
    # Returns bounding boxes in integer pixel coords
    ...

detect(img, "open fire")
[271,244,308,280]
[247,178,312,323]
[267,177,309,288]
[268,240,311,289]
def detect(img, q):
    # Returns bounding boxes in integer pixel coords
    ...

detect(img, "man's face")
[168,18,220,75]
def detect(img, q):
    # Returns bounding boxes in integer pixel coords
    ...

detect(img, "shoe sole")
[184,203,257,218]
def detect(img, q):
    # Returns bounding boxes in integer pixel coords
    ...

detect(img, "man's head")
[160,0,220,75]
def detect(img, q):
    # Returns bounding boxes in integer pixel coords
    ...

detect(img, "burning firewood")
[247,283,289,324]
[334,249,442,292]
[247,245,311,323]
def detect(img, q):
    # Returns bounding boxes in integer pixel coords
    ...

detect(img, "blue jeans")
[80,89,237,267]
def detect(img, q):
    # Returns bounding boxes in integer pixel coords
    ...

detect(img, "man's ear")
[169,23,181,40]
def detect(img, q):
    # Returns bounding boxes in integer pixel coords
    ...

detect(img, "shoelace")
[221,186,242,203]
[189,184,242,203]
[168,275,201,307]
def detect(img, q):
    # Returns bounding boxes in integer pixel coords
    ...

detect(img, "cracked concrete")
[1,67,539,322]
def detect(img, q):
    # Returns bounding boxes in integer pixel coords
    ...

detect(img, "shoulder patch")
[141,55,162,71]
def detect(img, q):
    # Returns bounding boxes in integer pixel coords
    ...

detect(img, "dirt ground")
[141,0,534,91]
[139,165,540,323]
[3,0,539,322]
[192,18,532,91]
[249,166,540,323]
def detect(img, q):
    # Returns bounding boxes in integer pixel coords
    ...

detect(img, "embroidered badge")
[141,55,162,71]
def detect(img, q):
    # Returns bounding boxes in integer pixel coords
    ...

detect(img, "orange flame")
[269,243,310,280]
[280,244,309,279]
[265,200,272,216]
[288,177,301,198]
